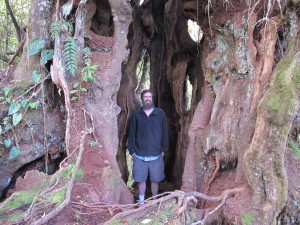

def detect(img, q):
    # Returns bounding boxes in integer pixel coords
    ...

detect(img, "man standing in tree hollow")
[128,89,169,204]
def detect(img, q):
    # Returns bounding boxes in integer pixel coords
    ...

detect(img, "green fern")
[64,21,74,36]
[63,38,78,76]
[83,47,92,66]
[50,20,62,40]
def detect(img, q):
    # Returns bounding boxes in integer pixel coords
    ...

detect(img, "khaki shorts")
[132,155,165,182]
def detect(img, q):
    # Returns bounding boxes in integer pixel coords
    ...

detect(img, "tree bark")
[13,0,53,81]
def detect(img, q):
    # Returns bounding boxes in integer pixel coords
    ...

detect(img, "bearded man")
[128,89,169,204]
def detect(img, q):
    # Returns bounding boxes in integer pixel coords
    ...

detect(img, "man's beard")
[142,102,153,110]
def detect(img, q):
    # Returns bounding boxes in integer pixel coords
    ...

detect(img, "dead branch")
[29,132,87,225]
[8,36,26,65]
[4,0,22,43]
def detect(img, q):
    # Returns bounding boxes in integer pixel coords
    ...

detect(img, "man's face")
[142,92,153,108]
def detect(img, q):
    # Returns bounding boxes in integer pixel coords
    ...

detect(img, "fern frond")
[51,20,62,40]
[83,47,92,66]
[64,21,74,36]
[63,38,78,76]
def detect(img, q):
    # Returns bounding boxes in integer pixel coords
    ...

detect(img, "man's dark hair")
[141,89,154,99]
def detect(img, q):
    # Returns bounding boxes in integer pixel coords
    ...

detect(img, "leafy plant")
[28,38,45,56]
[32,71,41,83]
[3,87,11,97]
[63,38,78,76]
[0,75,43,160]
[9,147,20,159]
[90,141,100,147]
[13,113,22,126]
[8,102,21,115]
[41,49,54,65]
[82,65,98,83]
[64,21,74,36]
[50,20,62,40]
[4,139,11,148]
[83,47,92,66]
[69,64,98,101]
[87,128,93,134]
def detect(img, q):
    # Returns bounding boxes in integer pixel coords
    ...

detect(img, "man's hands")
[162,152,165,157]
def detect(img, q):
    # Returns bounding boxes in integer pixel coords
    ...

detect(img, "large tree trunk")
[1,0,300,224]
[13,0,53,81]
[118,0,300,223]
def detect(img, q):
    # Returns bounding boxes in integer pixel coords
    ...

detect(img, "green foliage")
[63,38,78,75]
[41,49,54,65]
[260,54,300,126]
[32,71,41,83]
[289,140,300,158]
[69,64,98,100]
[7,212,24,223]
[87,128,93,134]
[0,0,30,69]
[82,65,98,83]
[3,87,11,97]
[8,102,21,115]
[44,187,67,206]
[21,99,29,110]
[50,20,62,40]
[0,191,35,214]
[28,38,45,56]
[76,168,84,181]
[241,212,256,225]
[28,102,39,109]
[83,47,92,66]
[208,83,216,98]
[4,139,11,148]
[0,81,42,160]
[12,113,22,126]
[89,141,99,147]
[9,147,20,159]
[64,21,74,36]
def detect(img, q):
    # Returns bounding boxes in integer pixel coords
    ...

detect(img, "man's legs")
[151,181,159,198]
[138,181,146,203]
[149,156,164,198]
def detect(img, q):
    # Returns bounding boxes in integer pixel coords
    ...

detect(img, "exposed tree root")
[103,187,244,225]
[204,151,220,195]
